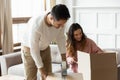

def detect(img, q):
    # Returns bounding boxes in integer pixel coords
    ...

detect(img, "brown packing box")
[77,51,117,80]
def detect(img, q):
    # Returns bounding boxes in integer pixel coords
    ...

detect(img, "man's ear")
[50,14,54,20]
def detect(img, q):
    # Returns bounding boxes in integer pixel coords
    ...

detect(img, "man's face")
[51,18,67,29]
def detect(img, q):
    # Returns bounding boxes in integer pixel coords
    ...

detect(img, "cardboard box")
[77,51,117,80]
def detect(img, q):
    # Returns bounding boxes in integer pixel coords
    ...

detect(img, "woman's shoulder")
[85,38,98,46]
[86,38,95,43]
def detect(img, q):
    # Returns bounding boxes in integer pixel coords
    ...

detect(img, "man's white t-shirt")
[22,14,66,68]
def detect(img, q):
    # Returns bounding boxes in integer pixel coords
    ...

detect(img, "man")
[21,4,70,80]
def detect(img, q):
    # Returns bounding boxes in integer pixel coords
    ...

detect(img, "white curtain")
[56,0,65,4]
[0,0,13,54]
[45,0,56,10]
[50,0,56,8]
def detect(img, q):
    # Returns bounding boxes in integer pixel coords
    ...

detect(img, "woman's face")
[73,29,82,41]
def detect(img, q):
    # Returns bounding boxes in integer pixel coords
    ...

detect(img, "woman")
[66,23,103,73]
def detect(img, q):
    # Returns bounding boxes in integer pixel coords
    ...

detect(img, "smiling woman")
[66,23,103,73]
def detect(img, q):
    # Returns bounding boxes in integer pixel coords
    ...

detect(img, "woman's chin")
[76,39,81,42]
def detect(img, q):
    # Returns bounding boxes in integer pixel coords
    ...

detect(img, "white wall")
[57,0,120,49]
[74,0,120,7]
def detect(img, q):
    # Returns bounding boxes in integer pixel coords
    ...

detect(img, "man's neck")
[45,12,52,27]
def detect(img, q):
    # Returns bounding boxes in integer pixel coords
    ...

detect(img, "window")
[11,0,45,51]
[12,0,45,43]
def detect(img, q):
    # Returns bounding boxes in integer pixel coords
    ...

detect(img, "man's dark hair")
[51,4,70,21]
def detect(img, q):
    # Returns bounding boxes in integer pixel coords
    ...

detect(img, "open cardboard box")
[77,51,117,80]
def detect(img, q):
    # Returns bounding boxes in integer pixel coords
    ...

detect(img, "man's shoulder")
[27,14,45,27]
[29,15,44,22]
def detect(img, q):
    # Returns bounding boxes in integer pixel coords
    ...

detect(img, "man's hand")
[39,67,47,80]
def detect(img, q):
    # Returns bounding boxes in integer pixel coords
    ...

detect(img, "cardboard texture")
[77,51,117,80]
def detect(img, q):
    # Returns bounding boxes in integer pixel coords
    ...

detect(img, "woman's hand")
[67,57,77,65]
